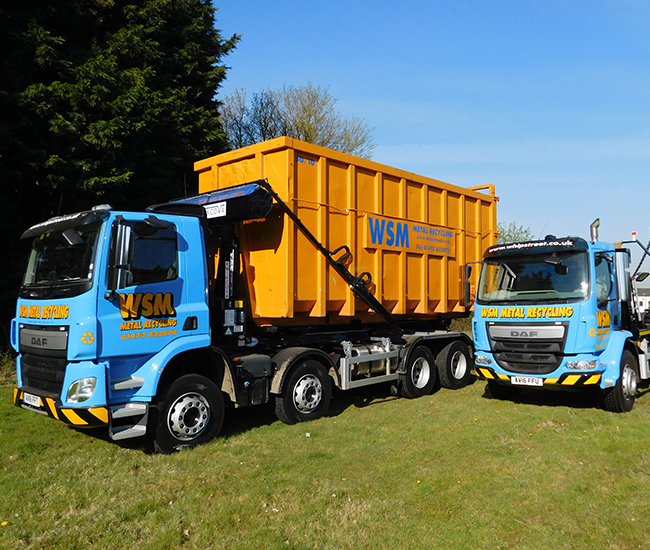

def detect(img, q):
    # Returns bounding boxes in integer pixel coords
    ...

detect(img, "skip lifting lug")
[330,246,372,288]
[357,272,373,287]
[330,245,353,268]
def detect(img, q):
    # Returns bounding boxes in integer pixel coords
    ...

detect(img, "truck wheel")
[275,360,332,425]
[400,345,437,399]
[152,374,225,454]
[436,341,473,389]
[603,351,639,413]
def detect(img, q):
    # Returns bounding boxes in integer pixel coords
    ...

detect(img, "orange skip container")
[195,137,497,326]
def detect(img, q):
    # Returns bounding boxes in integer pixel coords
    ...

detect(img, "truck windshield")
[21,221,103,299]
[477,250,589,304]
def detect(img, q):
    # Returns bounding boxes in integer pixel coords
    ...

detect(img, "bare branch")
[221,83,375,158]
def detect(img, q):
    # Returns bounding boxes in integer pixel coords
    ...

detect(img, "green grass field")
[1,364,650,549]
[0,352,15,386]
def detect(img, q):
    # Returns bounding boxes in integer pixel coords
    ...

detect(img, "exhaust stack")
[590,218,600,242]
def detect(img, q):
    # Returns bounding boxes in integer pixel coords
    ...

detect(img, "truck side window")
[129,222,178,285]
[595,254,612,307]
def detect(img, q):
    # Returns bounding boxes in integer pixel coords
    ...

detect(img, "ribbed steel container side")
[195,137,497,325]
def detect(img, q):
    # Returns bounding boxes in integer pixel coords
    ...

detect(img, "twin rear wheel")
[277,342,474,424]
[400,346,437,398]
[436,341,473,390]
[400,341,473,398]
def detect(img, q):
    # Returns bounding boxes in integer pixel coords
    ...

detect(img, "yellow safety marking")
[46,398,59,420]
[584,375,601,385]
[89,407,109,424]
[478,368,494,379]
[545,378,559,384]
[562,375,581,386]
[13,388,18,405]
[61,409,88,426]
[497,374,509,380]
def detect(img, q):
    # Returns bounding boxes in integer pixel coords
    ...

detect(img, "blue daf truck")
[10,173,483,453]
[472,220,650,411]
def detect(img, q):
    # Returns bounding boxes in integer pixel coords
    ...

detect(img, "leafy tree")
[222,83,375,158]
[497,221,534,244]
[3,0,237,211]
[0,0,238,347]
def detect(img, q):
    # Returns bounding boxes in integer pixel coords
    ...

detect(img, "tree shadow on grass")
[79,381,455,452]
[210,378,450,441]
[78,403,280,452]
[220,382,408,438]
[220,401,276,439]
[326,382,402,417]
[480,379,650,411]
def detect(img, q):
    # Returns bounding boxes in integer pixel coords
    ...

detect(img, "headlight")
[67,377,97,403]
[475,355,493,365]
[566,360,597,371]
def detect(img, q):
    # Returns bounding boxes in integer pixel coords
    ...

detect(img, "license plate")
[511,376,543,387]
[23,392,42,408]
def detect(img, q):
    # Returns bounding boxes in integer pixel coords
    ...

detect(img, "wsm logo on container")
[367,217,410,248]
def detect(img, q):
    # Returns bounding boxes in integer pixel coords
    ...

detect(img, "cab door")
[594,252,617,346]
[97,216,186,360]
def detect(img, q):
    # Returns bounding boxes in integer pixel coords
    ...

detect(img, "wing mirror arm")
[105,218,134,300]
[464,262,481,308]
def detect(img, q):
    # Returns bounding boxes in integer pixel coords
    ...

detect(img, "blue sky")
[215,0,650,267]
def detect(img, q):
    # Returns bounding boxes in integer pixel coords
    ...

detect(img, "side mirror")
[107,220,135,294]
[635,272,649,283]
[464,264,473,308]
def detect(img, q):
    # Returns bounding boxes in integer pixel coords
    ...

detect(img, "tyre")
[399,345,437,398]
[603,350,639,413]
[436,340,473,389]
[152,374,225,454]
[275,360,332,425]
[487,379,521,401]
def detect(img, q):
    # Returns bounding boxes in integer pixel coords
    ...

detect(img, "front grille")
[21,353,67,398]
[19,324,68,358]
[487,322,568,374]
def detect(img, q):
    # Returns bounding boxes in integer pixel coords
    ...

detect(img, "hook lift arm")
[256,179,403,337]
[619,236,650,281]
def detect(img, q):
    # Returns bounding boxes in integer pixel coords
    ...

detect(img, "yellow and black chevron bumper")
[13,388,109,427]
[474,367,602,387]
